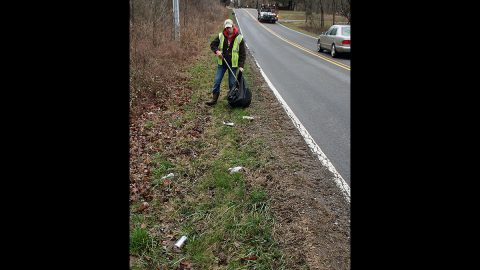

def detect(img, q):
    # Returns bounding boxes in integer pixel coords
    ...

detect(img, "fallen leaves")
[217,252,227,265]
[137,202,149,212]
[240,256,258,261]
[163,179,172,186]
[178,260,193,269]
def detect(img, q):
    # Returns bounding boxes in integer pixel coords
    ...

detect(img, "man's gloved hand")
[215,50,222,59]
[239,67,244,72]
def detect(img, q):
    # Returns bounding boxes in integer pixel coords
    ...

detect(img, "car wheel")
[331,44,337,58]
[318,41,323,52]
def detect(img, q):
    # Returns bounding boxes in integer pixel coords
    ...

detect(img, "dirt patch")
[240,50,351,269]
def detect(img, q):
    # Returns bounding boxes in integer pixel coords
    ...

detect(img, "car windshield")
[342,27,350,36]
[261,8,273,12]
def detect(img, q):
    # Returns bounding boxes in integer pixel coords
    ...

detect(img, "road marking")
[235,10,351,203]
[242,9,350,71]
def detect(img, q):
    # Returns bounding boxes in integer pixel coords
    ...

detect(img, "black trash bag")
[227,71,251,108]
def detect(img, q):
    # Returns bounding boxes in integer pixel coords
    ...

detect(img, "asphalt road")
[235,8,351,184]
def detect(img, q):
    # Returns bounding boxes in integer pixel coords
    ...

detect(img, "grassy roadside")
[278,10,348,36]
[129,13,285,269]
[277,10,306,21]
[279,21,319,37]
[178,47,284,269]
[279,21,320,36]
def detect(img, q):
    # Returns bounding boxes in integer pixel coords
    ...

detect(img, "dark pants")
[212,64,237,94]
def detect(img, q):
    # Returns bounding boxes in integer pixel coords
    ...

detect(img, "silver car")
[317,25,350,58]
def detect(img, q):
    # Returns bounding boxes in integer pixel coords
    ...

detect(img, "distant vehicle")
[317,25,350,58]
[257,6,278,23]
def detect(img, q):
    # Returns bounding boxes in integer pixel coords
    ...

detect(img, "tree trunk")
[320,1,324,29]
[184,0,187,28]
[332,0,336,25]
[339,0,350,23]
[305,0,313,25]
[304,0,307,23]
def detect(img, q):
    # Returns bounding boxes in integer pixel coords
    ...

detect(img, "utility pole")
[173,0,180,41]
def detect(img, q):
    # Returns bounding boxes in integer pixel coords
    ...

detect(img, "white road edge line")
[235,9,351,203]
[277,22,318,39]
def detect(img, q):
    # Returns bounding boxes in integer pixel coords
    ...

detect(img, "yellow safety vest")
[218,33,243,67]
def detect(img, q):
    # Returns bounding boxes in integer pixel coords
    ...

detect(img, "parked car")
[317,25,350,58]
[257,7,278,23]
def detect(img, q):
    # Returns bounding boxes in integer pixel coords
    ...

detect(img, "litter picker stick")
[221,55,240,84]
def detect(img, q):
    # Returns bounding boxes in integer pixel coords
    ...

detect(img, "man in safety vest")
[206,19,246,106]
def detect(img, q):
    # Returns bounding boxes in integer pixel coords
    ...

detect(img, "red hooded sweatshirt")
[223,26,239,45]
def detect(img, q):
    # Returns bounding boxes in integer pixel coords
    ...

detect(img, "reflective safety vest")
[218,33,243,67]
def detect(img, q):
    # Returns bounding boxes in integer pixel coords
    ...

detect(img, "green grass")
[130,227,152,255]
[278,10,348,23]
[150,153,175,183]
[280,21,319,36]
[277,10,306,21]
[250,188,267,205]
[130,15,286,269]
[179,180,283,268]
[171,40,284,269]
[144,120,154,129]
[278,11,349,36]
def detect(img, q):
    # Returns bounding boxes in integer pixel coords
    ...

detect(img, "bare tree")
[183,0,188,27]
[274,0,296,10]
[305,0,313,24]
[332,0,336,25]
[338,0,350,23]
[319,0,324,29]
[311,0,324,29]
[152,0,157,46]
[130,0,227,115]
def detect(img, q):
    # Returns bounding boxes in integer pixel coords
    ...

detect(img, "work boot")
[205,93,220,106]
